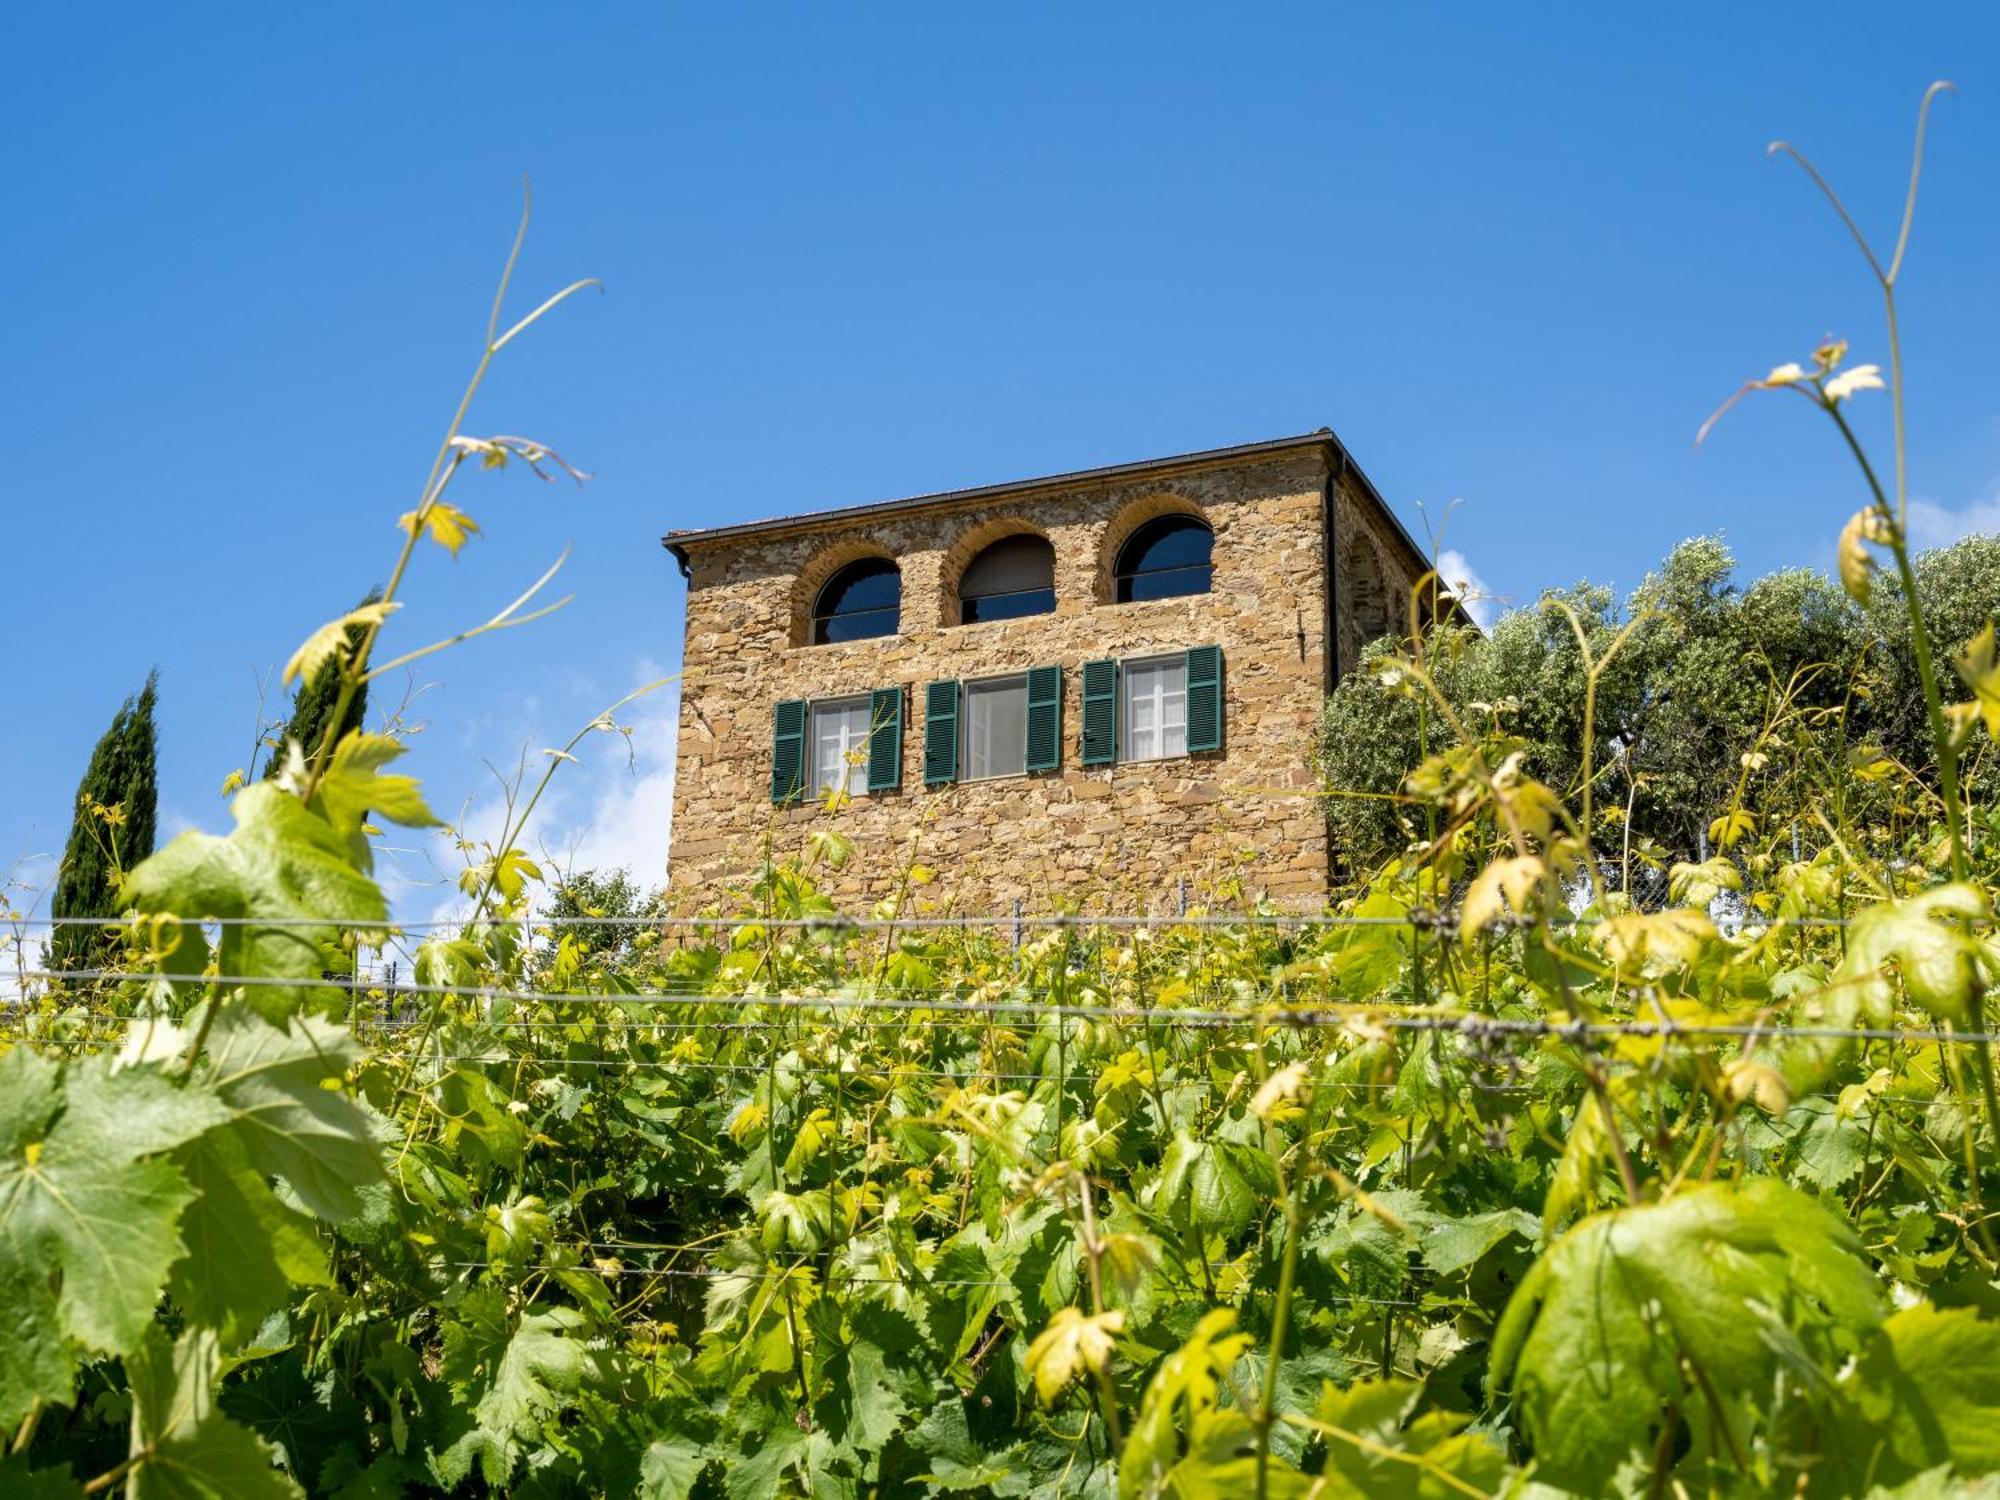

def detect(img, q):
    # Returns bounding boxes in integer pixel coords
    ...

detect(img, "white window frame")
[1120,654,1187,763]
[809,695,873,798]
[960,672,1029,782]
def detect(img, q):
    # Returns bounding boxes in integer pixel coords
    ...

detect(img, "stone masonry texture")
[663,440,1427,911]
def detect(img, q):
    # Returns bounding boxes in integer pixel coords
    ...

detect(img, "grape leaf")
[0,1258,73,1435]
[1418,1208,1539,1276]
[1120,1309,1254,1500]
[1154,1136,1270,1239]
[218,1350,369,1494]
[906,1400,1029,1494]
[305,732,440,873]
[1490,1178,1883,1488]
[0,1050,226,1422]
[638,1434,711,1500]
[125,1325,302,1499]
[200,1008,382,1222]
[433,1304,610,1489]
[1786,1098,1870,1191]
[721,1424,814,1500]
[1313,1377,1509,1498]
[1839,884,1991,1024]
[121,783,388,1021]
[813,1328,907,1453]
[1835,1304,2000,1486]
[169,1128,330,1342]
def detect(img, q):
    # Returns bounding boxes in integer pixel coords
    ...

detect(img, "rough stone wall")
[666,452,1338,911]
[1330,474,1430,683]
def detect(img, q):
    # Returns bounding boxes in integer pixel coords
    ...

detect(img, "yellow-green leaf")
[1840,883,1990,1024]
[1837,507,1892,605]
[1593,909,1716,976]
[283,601,398,685]
[1708,807,1758,850]
[1953,623,2000,741]
[1025,1307,1124,1406]
[307,732,441,872]
[397,500,482,558]
[1460,855,1546,943]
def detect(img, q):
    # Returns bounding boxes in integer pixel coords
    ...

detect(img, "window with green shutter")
[923,679,959,785]
[1025,665,1062,772]
[1080,659,1118,766]
[866,686,903,792]
[771,698,808,803]
[1184,645,1224,753]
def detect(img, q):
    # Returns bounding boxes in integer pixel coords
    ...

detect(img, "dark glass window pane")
[816,604,900,643]
[960,535,1055,623]
[1118,564,1213,603]
[962,587,1057,624]
[1114,517,1214,603]
[813,559,901,643]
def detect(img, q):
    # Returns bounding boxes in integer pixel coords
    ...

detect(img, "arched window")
[1114,516,1213,603]
[958,534,1055,624]
[811,558,900,644]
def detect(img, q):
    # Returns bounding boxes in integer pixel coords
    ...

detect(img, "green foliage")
[1491,1179,1883,1485]
[49,670,159,972]
[1835,1305,2000,1488]
[121,754,434,1019]
[0,1050,223,1425]
[526,865,665,984]
[2,733,409,1492]
[1871,536,2000,786]
[15,111,2000,1499]
[123,1325,302,1499]
[1318,535,2000,877]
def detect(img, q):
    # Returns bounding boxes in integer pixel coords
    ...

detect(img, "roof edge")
[660,430,1347,563]
[659,428,1446,606]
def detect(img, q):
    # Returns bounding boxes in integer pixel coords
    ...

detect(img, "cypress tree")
[265,587,380,777]
[49,671,160,973]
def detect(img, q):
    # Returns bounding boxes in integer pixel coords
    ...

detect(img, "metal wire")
[2,910,1865,930]
[7,966,1971,1045]
[434,1260,1431,1308]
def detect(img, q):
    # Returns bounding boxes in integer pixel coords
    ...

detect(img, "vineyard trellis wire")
[13,894,1987,1342]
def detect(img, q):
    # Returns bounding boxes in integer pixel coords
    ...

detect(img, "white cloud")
[1434,548,1502,629]
[1907,492,2000,552]
[382,667,680,927]
[534,687,679,886]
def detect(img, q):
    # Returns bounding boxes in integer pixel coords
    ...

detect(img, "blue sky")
[4,4,1998,909]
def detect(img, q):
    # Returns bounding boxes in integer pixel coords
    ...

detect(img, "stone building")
[660,430,1438,909]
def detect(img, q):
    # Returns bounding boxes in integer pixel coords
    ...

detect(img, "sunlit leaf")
[1493,1179,1883,1488]
[1839,883,1990,1024]
[282,602,397,686]
[1459,854,1546,943]
[0,1052,226,1422]
[1024,1307,1123,1406]
[1838,507,1894,605]
[122,783,388,1021]
[1952,623,2000,742]
[397,499,482,557]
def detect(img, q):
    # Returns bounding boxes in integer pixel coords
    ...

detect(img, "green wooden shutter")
[923,679,959,785]
[772,699,808,803]
[1185,645,1224,753]
[866,687,903,792]
[1025,666,1062,773]
[1080,659,1118,766]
